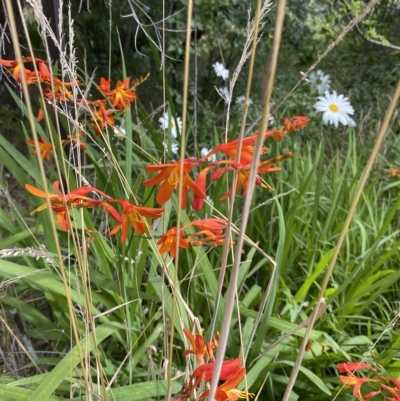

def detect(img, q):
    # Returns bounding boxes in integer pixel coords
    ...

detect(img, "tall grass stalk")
[210,0,273,337]
[167,0,194,398]
[207,0,286,399]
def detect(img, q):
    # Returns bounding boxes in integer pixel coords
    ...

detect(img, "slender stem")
[206,1,287,400]
[167,1,193,400]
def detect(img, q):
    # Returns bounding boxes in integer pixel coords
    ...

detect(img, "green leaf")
[70,380,181,400]
[279,360,332,395]
[295,248,335,302]
[0,384,62,401]
[27,324,115,401]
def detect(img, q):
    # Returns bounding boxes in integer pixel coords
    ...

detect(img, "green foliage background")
[1,1,400,400]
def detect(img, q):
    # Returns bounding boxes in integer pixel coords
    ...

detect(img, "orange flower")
[183,328,206,365]
[271,128,286,141]
[37,107,44,122]
[337,362,375,375]
[143,159,206,209]
[97,77,111,92]
[389,168,400,178]
[107,77,136,110]
[107,199,164,242]
[190,357,243,389]
[157,227,189,258]
[185,218,227,234]
[211,163,281,200]
[185,218,228,247]
[191,232,226,248]
[339,375,377,401]
[42,78,74,102]
[26,137,54,161]
[25,181,109,214]
[25,181,110,231]
[283,116,309,132]
[202,135,267,165]
[37,59,51,83]
[90,103,115,136]
[388,377,400,392]
[200,367,251,401]
[0,57,52,84]
[0,57,34,84]
[380,383,400,400]
[192,167,210,211]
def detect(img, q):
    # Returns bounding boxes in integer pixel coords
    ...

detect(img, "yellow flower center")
[329,103,339,113]
[168,168,180,186]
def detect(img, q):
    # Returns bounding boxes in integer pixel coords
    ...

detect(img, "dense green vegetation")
[1,1,400,400]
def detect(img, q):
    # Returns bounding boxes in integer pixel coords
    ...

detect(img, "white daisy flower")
[159,112,182,138]
[314,91,356,128]
[200,147,217,162]
[163,140,179,155]
[114,125,126,137]
[212,61,229,80]
[235,96,253,106]
[218,87,231,104]
[269,115,275,125]
[309,70,331,94]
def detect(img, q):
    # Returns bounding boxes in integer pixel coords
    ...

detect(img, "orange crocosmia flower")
[389,168,400,178]
[157,227,189,258]
[203,135,267,165]
[271,129,286,141]
[107,199,164,242]
[283,116,309,133]
[107,77,137,110]
[90,104,115,136]
[51,78,73,102]
[37,60,51,83]
[24,69,39,85]
[388,377,400,391]
[0,57,49,84]
[0,58,31,83]
[337,362,375,374]
[143,159,206,209]
[185,218,227,235]
[97,77,111,92]
[26,137,54,161]
[364,390,381,399]
[380,383,400,400]
[291,115,309,129]
[200,367,252,401]
[25,181,110,231]
[190,231,226,248]
[25,181,110,214]
[190,357,243,389]
[192,167,210,211]
[183,328,206,365]
[339,375,377,401]
[37,107,44,122]
[42,80,73,103]
[212,163,281,201]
